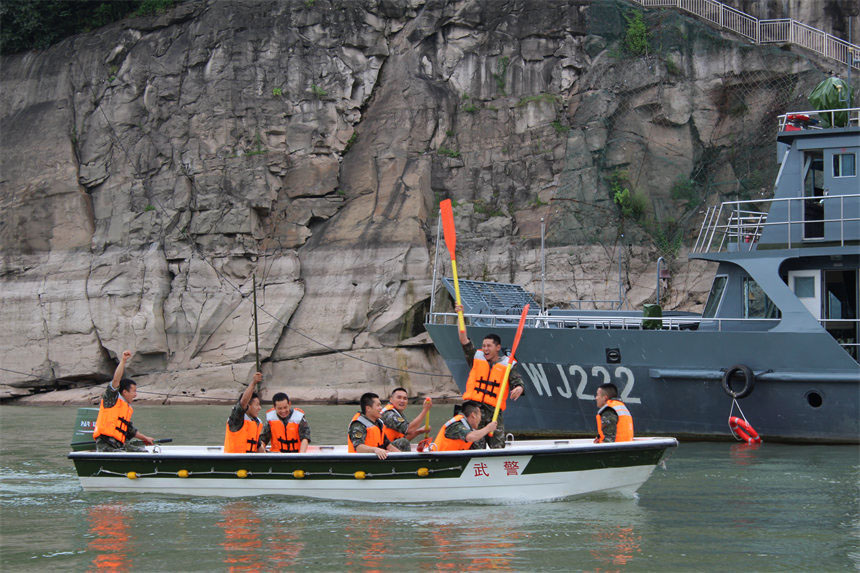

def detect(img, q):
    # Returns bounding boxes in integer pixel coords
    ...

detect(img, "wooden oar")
[492,304,530,423]
[439,199,466,334]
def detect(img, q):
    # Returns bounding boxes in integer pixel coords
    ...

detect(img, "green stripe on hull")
[523,446,667,474]
[71,457,468,480]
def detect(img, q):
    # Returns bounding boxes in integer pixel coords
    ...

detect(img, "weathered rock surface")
[0,0,837,403]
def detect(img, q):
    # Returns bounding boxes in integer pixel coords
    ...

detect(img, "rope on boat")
[727,399,762,444]
[93,465,465,480]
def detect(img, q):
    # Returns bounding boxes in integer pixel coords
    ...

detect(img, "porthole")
[805,391,823,408]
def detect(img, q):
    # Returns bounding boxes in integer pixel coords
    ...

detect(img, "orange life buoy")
[729,416,761,444]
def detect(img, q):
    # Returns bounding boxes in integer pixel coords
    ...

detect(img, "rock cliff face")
[0,0,836,403]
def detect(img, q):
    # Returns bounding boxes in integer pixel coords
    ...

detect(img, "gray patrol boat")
[426,107,859,444]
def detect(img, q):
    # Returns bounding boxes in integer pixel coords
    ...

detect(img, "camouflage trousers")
[478,404,506,449]
[391,437,412,452]
[96,437,147,452]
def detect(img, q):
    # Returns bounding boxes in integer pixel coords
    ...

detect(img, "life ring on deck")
[722,364,755,399]
[729,416,761,443]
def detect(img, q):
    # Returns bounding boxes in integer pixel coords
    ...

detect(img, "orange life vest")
[596,399,634,443]
[93,394,133,444]
[381,403,406,442]
[462,351,513,411]
[431,414,474,451]
[347,413,385,452]
[266,408,305,452]
[223,416,261,453]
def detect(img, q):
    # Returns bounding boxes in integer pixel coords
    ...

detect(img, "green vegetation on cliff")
[0,0,177,55]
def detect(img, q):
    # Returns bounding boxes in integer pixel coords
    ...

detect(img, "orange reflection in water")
[217,502,265,572]
[590,525,642,569]
[342,515,388,572]
[87,503,133,572]
[266,518,305,568]
[429,521,519,571]
[729,441,762,466]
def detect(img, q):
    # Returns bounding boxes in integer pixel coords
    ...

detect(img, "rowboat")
[69,410,677,503]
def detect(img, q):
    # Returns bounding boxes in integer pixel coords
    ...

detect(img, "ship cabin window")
[833,153,856,178]
[743,277,780,319]
[802,151,825,239]
[824,270,858,361]
[702,275,727,318]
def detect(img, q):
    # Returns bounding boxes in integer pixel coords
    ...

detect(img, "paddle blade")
[508,303,530,362]
[440,199,457,260]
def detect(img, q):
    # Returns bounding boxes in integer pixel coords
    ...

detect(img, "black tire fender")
[722,364,755,399]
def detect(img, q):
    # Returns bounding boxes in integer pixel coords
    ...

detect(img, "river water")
[0,404,857,571]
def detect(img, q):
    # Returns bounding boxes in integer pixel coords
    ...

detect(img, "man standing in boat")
[223,371,264,453]
[594,383,634,443]
[348,392,402,459]
[93,350,155,452]
[432,401,497,451]
[380,387,433,451]
[455,305,524,449]
[259,392,310,453]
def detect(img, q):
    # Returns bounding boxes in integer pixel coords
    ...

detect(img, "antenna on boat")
[430,214,441,315]
[540,217,546,313]
[618,234,624,310]
[253,273,260,372]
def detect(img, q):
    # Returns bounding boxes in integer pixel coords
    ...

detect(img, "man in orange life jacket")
[594,383,634,443]
[380,387,433,452]
[348,392,402,459]
[432,401,498,451]
[259,392,310,453]
[93,350,155,452]
[223,371,264,453]
[456,305,524,449]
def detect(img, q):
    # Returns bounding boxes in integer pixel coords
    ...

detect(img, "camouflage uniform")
[444,416,486,450]
[462,340,524,449]
[598,409,619,443]
[348,417,392,451]
[380,407,412,452]
[227,401,261,432]
[95,384,146,452]
[259,409,311,448]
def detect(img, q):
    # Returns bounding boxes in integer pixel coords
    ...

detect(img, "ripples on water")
[0,405,857,571]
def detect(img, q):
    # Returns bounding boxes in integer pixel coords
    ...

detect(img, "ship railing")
[568,299,624,310]
[630,0,860,70]
[427,311,781,332]
[777,108,860,131]
[819,318,860,361]
[693,194,860,253]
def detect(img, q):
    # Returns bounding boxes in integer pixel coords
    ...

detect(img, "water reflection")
[218,502,265,572]
[266,518,305,568]
[421,512,520,570]
[729,442,762,466]
[589,525,642,568]
[343,515,388,571]
[87,504,133,571]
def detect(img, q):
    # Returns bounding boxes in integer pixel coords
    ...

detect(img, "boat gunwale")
[68,437,678,462]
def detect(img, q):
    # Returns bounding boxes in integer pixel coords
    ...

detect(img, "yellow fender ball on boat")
[354,471,366,480]
[417,467,430,477]
[236,469,248,478]
[292,470,305,479]
[177,469,189,478]
[126,471,138,480]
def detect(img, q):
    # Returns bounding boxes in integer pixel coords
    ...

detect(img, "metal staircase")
[631,0,860,70]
